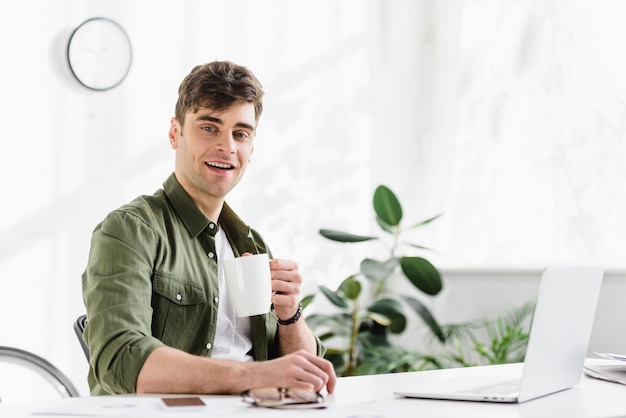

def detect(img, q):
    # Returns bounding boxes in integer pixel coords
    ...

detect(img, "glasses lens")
[287,389,320,403]
[247,388,283,401]
[242,387,322,406]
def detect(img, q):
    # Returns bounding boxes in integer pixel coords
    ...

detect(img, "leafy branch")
[307,185,445,376]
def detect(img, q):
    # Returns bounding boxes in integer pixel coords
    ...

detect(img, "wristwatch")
[271,303,303,325]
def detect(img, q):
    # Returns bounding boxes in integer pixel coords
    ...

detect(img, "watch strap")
[271,303,303,325]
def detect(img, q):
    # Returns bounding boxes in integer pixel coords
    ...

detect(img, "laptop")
[394,265,604,403]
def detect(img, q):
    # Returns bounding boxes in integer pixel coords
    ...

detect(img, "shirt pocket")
[152,271,207,349]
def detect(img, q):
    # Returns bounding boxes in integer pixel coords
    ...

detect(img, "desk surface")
[1,358,625,417]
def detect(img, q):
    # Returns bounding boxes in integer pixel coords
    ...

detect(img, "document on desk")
[32,395,379,418]
[596,352,626,362]
[33,395,237,417]
[583,353,626,385]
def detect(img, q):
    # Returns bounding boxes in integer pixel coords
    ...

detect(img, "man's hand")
[269,257,302,320]
[241,253,318,358]
[241,252,302,321]
[247,349,337,394]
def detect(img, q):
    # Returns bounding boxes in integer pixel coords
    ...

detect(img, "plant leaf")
[400,256,443,295]
[388,313,407,333]
[319,285,348,308]
[306,313,351,332]
[319,229,378,243]
[318,331,335,341]
[367,298,407,334]
[301,294,314,309]
[366,297,405,330]
[375,216,395,233]
[406,243,436,252]
[367,297,404,316]
[366,309,407,334]
[339,275,361,300]
[359,328,392,345]
[360,258,397,282]
[409,213,444,229]
[367,311,392,326]
[401,295,445,342]
[373,185,403,226]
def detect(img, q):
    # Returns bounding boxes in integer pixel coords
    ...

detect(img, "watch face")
[67,17,132,91]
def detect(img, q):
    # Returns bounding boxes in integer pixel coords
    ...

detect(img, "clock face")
[67,17,132,91]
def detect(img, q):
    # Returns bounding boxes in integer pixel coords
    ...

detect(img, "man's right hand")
[245,349,337,394]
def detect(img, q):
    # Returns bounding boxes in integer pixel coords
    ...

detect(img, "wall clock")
[67,17,133,91]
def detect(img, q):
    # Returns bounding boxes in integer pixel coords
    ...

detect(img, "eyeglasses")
[241,387,325,409]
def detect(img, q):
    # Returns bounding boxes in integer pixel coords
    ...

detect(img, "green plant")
[305,185,445,376]
[433,301,535,368]
[317,301,535,375]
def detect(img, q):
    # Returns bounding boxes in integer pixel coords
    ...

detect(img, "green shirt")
[82,173,323,395]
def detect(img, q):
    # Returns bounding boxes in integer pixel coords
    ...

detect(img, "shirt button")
[176,293,182,301]
[214,296,219,304]
[208,252,215,258]
[209,223,215,230]
[206,342,212,350]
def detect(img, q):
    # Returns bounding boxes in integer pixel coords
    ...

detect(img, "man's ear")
[169,118,179,149]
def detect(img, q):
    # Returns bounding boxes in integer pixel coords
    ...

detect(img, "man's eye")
[203,126,216,132]
[235,132,250,139]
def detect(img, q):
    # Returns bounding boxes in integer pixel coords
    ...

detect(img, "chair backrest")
[74,315,90,362]
[0,346,80,402]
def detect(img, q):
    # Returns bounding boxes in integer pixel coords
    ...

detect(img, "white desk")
[1,359,624,417]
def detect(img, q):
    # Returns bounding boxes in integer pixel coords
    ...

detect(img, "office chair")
[74,315,90,362]
[0,346,80,401]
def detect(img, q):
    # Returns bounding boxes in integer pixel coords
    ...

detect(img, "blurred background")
[1,0,625,398]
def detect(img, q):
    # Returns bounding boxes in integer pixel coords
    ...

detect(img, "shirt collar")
[163,173,213,237]
[162,173,252,246]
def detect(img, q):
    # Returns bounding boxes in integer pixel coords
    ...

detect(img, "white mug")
[222,253,272,317]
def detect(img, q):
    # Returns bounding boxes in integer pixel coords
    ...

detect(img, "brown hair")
[174,61,264,127]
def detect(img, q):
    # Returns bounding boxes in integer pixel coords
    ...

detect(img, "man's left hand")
[269,258,302,321]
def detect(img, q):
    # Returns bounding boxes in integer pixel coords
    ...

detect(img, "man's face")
[169,102,256,204]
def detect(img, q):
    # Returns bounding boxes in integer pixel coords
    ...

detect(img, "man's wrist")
[271,303,303,326]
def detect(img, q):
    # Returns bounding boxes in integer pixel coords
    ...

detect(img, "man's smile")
[206,161,234,170]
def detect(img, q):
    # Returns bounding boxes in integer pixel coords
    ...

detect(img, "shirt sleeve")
[82,209,165,394]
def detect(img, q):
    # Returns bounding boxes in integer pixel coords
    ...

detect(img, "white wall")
[0,0,624,398]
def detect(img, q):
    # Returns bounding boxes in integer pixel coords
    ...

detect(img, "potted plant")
[437,301,534,368]
[305,185,445,376]
[334,301,535,374]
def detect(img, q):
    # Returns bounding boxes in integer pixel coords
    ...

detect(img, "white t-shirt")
[211,227,254,361]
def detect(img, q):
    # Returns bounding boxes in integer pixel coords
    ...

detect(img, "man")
[82,61,336,395]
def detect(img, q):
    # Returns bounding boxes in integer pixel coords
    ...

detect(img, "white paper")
[584,359,626,385]
[594,352,626,362]
[33,396,240,417]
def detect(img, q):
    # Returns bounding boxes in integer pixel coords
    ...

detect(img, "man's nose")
[216,132,236,153]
